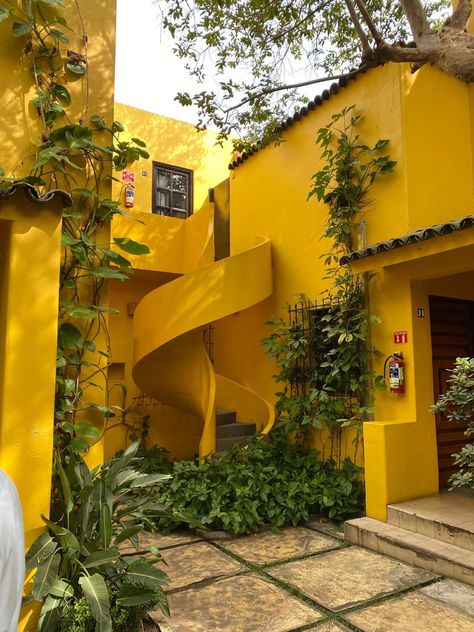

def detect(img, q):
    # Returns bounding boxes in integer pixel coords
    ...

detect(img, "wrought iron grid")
[286,296,361,416]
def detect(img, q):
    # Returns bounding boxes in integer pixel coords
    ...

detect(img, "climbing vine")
[0,0,149,456]
[0,2,171,628]
[263,106,396,459]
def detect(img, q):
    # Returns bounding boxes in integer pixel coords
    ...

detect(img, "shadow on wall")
[113,103,233,212]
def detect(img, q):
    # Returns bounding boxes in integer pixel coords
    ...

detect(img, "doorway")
[429,296,474,486]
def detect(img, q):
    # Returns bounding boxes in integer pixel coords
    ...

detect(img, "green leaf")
[66,61,87,75]
[56,457,73,514]
[90,266,129,280]
[116,586,157,607]
[49,577,74,599]
[51,83,71,105]
[131,137,147,148]
[99,503,112,547]
[12,21,33,37]
[25,533,57,572]
[38,595,62,632]
[76,422,100,439]
[0,6,10,22]
[32,553,60,599]
[79,574,112,632]
[58,322,83,348]
[67,306,98,319]
[69,437,90,453]
[112,121,125,133]
[114,524,144,544]
[124,563,168,587]
[113,237,150,256]
[83,549,119,569]
[49,28,69,43]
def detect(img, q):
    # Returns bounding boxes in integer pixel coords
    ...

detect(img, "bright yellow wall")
[0,3,116,629]
[111,104,232,214]
[216,64,407,435]
[223,62,474,518]
[0,197,62,551]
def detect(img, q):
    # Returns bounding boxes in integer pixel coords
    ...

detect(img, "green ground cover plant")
[150,433,363,535]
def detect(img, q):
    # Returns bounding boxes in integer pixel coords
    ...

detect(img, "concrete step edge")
[345,517,474,585]
[386,504,474,552]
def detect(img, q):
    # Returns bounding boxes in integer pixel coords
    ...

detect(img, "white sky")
[115,0,331,126]
[115,0,205,123]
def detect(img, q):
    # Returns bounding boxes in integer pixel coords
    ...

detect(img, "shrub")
[24,443,171,631]
[154,434,364,534]
[432,357,474,490]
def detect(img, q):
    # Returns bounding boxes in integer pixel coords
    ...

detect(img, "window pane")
[158,171,171,188]
[171,209,187,219]
[172,173,187,192]
[155,207,171,216]
[172,192,187,210]
[157,190,169,207]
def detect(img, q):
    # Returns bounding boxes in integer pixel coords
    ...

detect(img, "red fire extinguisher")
[124,184,135,209]
[384,351,405,393]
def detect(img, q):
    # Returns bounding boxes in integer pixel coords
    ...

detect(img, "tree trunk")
[374,28,474,83]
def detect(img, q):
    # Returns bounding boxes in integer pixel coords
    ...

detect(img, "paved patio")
[147,520,474,632]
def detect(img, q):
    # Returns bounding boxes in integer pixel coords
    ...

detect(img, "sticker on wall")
[141,170,148,177]
[121,170,135,183]
[393,330,408,344]
[417,308,425,318]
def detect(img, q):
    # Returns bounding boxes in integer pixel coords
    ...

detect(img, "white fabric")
[0,470,24,632]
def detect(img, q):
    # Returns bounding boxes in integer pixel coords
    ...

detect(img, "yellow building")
[110,63,474,525]
[1,0,474,626]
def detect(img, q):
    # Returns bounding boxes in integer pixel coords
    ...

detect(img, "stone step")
[216,409,237,426]
[216,422,257,439]
[387,492,474,553]
[215,435,250,452]
[345,516,474,586]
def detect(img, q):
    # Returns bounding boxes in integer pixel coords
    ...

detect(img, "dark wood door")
[429,296,474,486]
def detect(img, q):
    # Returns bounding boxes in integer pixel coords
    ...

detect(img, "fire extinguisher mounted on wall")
[384,351,405,393]
[124,184,135,209]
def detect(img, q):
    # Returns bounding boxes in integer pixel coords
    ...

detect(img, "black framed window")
[152,162,193,219]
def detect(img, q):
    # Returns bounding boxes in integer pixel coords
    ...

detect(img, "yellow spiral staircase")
[131,203,274,457]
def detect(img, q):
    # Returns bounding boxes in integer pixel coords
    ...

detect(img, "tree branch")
[353,0,385,45]
[445,0,472,31]
[274,0,333,42]
[399,0,433,42]
[378,44,433,63]
[223,67,367,114]
[344,0,372,56]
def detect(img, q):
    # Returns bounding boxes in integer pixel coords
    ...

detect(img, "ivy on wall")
[263,106,396,460]
[0,1,171,628]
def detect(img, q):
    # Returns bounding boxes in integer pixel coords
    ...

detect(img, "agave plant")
[24,442,171,631]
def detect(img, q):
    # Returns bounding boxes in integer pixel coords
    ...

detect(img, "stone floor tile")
[420,579,474,617]
[140,530,202,550]
[218,527,341,565]
[345,592,474,631]
[305,518,345,541]
[267,546,435,611]
[161,542,243,591]
[151,573,323,632]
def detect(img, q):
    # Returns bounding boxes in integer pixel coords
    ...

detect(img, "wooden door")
[429,296,474,486]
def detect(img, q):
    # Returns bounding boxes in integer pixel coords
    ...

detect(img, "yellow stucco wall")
[223,62,474,519]
[106,112,233,459]
[0,2,116,629]
[111,104,233,214]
